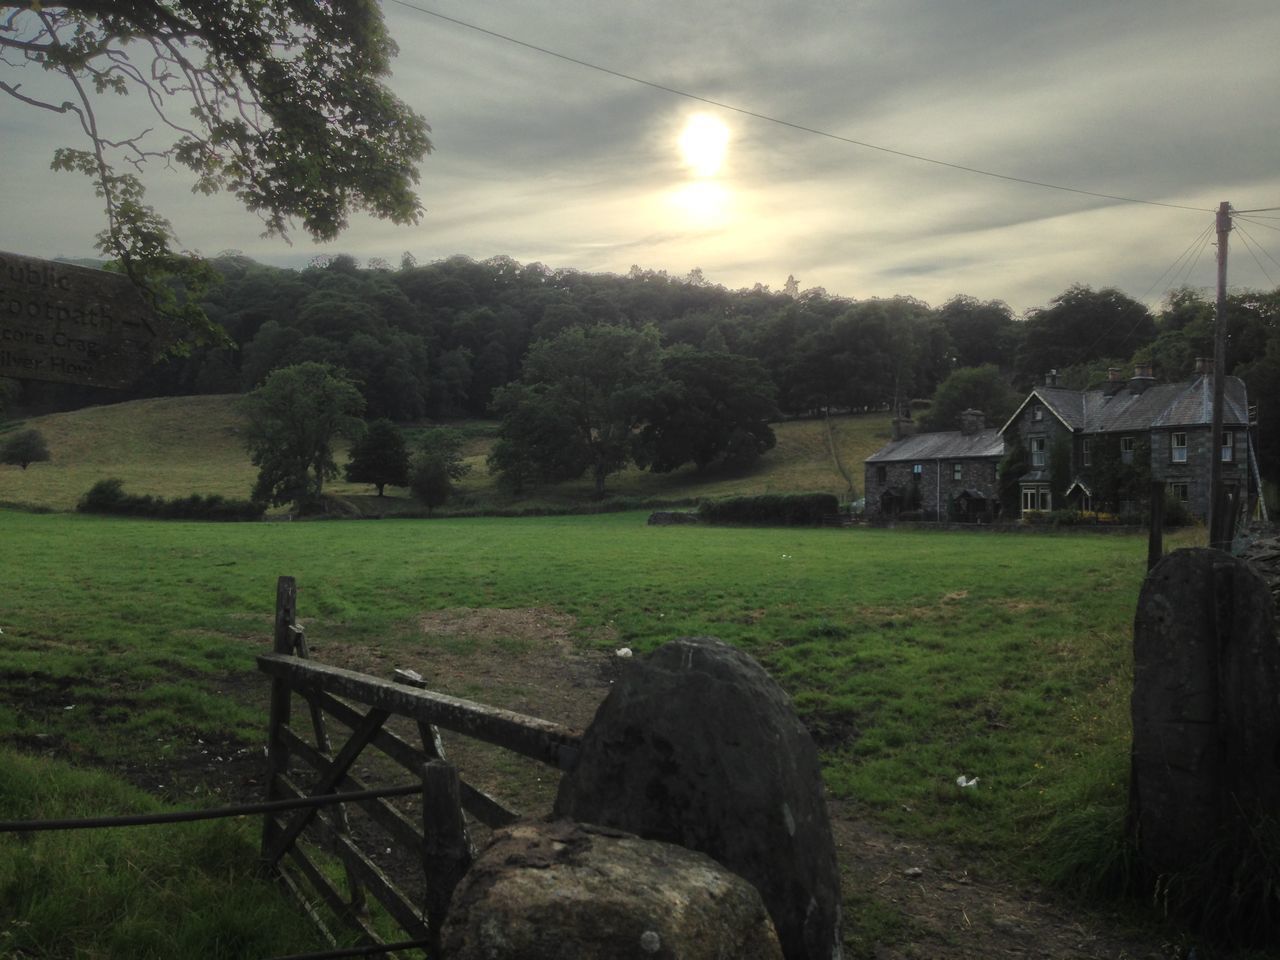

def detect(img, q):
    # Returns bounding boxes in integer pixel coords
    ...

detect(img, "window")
[912,463,922,480]
[1082,438,1092,467]
[1170,482,1189,503]
[1031,437,1047,467]
[876,465,886,484]
[1171,432,1187,463]
[952,463,963,482]
[1022,485,1051,513]
[1221,431,1234,462]
[1121,436,1135,464]
[1032,403,1043,422]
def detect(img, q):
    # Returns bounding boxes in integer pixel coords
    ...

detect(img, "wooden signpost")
[0,250,170,388]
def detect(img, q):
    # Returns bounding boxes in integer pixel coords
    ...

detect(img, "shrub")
[77,480,264,521]
[698,493,839,526]
[1162,494,1192,528]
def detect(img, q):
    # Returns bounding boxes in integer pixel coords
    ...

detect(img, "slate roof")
[1004,375,1248,437]
[865,427,1004,464]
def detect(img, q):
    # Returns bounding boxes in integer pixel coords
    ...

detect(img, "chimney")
[959,409,985,436]
[1128,362,1156,395]
[1104,366,1125,397]
[1195,356,1210,376]
[1044,370,1058,387]
[891,412,915,442]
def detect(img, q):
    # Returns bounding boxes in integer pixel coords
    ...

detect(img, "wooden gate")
[258,576,582,954]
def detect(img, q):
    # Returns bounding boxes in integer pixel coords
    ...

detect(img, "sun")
[677,114,730,178]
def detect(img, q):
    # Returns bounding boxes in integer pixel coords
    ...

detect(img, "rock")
[1130,548,1280,876]
[647,511,699,525]
[554,636,842,960]
[439,819,783,960]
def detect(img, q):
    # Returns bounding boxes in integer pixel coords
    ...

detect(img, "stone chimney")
[1044,370,1058,387]
[891,410,915,441]
[959,409,985,436]
[1129,362,1156,395]
[1103,366,1125,397]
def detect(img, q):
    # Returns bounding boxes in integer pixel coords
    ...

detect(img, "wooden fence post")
[261,576,297,868]
[422,760,473,953]
[1147,481,1165,570]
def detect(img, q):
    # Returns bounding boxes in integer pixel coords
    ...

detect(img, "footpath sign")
[0,251,170,388]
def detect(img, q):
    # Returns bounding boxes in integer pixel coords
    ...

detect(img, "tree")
[0,428,50,469]
[918,365,1017,432]
[636,346,778,473]
[410,429,471,515]
[1016,285,1156,385]
[495,325,663,497]
[2,1,431,337]
[345,418,409,496]
[239,362,364,510]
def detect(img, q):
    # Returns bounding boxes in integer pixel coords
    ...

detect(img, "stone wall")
[864,457,1000,519]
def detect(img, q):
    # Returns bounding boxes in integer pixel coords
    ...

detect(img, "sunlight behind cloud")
[669,180,731,226]
[677,113,730,177]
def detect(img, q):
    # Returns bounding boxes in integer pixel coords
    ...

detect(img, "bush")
[77,479,264,521]
[698,493,839,526]
[1162,494,1192,528]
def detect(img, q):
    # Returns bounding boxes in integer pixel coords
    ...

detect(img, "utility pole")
[1208,201,1232,549]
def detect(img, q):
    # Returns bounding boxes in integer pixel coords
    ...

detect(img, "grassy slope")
[0,395,892,511]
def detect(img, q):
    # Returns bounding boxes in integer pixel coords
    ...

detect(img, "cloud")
[2,0,1277,312]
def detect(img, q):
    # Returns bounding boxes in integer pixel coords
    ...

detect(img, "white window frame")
[1171,432,1187,463]
[1031,437,1047,467]
[1170,482,1190,503]
[1032,403,1043,422]
[1121,436,1135,464]
[1082,438,1092,467]
[952,463,963,482]
[1221,430,1234,462]
[912,463,923,480]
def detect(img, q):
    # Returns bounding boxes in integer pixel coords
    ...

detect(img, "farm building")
[1000,362,1257,519]
[863,409,1004,521]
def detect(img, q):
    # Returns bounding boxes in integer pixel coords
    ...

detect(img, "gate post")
[261,575,298,868]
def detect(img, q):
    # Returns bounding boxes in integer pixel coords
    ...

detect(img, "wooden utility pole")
[1209,201,1232,549]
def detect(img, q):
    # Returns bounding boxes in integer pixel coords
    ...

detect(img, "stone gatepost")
[1129,548,1280,878]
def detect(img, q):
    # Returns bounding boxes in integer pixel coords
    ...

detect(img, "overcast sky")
[3,0,1278,313]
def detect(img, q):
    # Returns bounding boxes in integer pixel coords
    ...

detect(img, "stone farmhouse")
[1001,361,1255,519]
[863,360,1257,522]
[864,409,1004,521]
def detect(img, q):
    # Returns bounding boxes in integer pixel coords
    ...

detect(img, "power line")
[389,0,1214,215]
[1140,222,1214,302]
[1234,221,1278,287]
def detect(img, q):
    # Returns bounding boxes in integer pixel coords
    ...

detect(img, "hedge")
[77,479,265,522]
[698,493,839,526]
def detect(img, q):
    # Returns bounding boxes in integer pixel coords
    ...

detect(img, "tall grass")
[0,748,329,959]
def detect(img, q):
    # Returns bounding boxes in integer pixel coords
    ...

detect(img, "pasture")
[2,512,1147,861]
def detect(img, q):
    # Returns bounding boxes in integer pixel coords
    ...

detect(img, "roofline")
[998,388,1075,436]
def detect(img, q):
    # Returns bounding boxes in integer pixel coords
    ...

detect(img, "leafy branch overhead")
[0,0,432,335]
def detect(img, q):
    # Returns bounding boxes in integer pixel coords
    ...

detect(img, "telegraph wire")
[1140,222,1214,303]
[1234,222,1278,287]
[1235,215,1280,234]
[388,0,1214,215]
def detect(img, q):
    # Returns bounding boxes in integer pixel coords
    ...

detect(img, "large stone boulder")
[440,819,783,960]
[554,636,842,960]
[1130,548,1280,877]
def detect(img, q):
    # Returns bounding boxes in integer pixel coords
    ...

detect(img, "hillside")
[0,395,893,512]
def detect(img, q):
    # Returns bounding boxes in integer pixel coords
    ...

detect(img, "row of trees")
[244,328,778,510]
[6,252,1278,483]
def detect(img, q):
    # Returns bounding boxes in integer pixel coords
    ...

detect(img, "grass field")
[1,511,1153,850]
[0,394,890,512]
[1,398,1235,957]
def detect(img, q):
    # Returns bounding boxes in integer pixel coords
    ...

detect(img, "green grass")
[0,395,890,512]
[0,510,1147,860]
[0,748,331,959]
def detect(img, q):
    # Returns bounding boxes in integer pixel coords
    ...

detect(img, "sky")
[2,0,1279,314]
